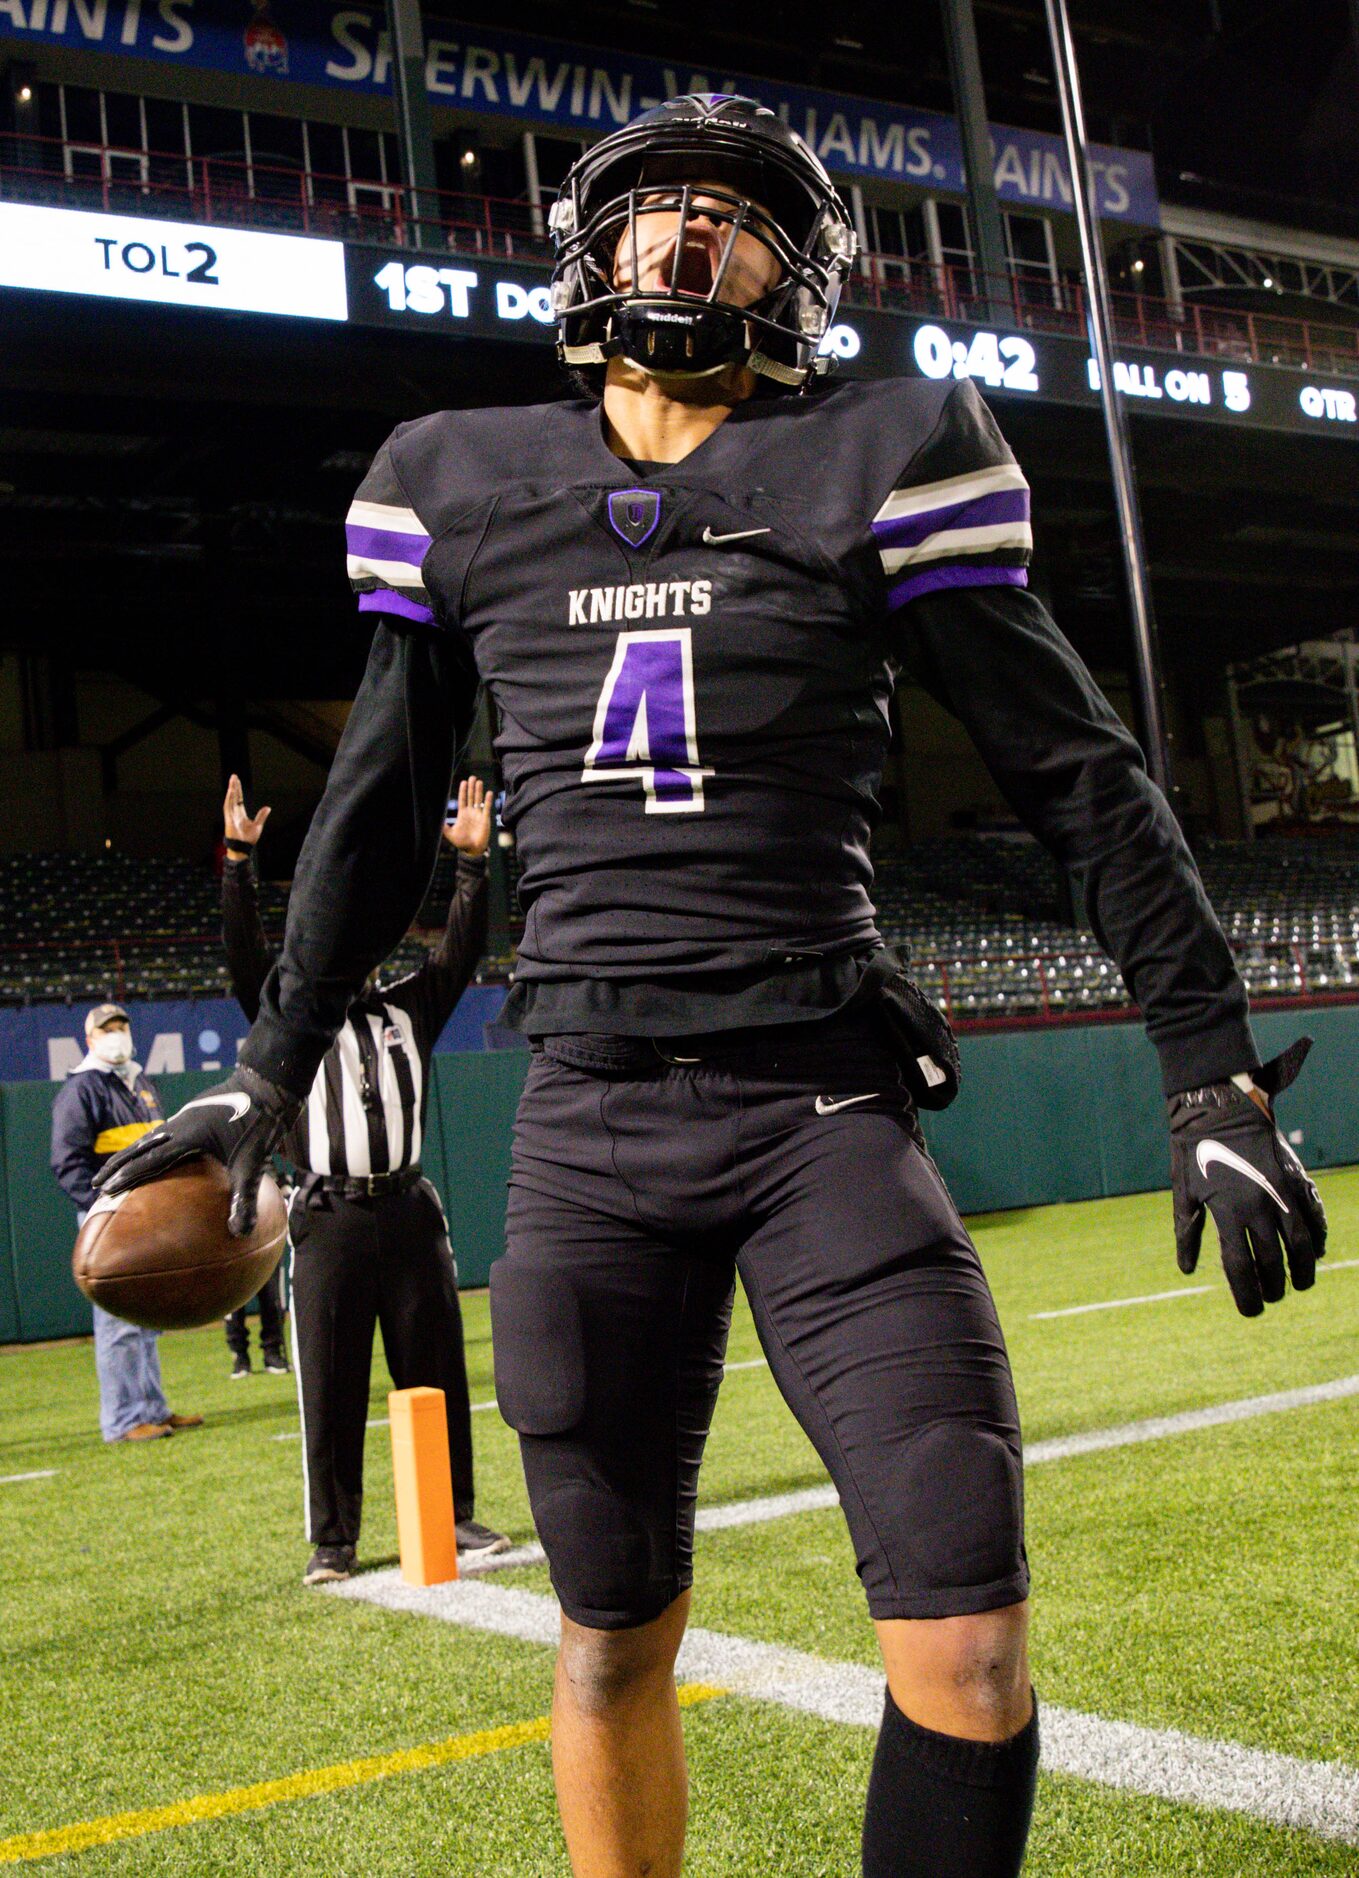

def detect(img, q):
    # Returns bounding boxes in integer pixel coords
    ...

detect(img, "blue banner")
[0,2,1159,224]
[0,986,510,1082]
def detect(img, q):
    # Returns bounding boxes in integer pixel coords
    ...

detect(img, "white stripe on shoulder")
[879,520,1033,572]
[346,552,429,589]
[874,461,1028,524]
[347,499,429,537]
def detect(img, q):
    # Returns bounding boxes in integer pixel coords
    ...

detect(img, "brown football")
[73,1159,288,1331]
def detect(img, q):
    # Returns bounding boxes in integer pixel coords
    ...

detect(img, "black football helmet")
[549,94,857,392]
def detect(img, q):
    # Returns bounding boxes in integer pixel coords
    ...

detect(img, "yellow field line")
[0,1685,725,1865]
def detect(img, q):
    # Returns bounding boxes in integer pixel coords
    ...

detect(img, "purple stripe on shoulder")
[887,562,1028,612]
[346,521,431,563]
[872,485,1030,550]
[358,588,436,626]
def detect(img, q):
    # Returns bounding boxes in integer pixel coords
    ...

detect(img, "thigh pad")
[489,1258,586,1436]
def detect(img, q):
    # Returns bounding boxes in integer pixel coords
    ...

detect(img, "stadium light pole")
[940,0,1010,324]
[1041,0,1173,800]
[386,0,439,250]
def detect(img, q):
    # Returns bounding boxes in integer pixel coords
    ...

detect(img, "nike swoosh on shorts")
[179,1093,252,1123]
[701,526,772,545]
[1194,1138,1289,1213]
[814,1093,879,1115]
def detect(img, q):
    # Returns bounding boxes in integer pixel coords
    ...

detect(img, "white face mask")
[91,1029,133,1066]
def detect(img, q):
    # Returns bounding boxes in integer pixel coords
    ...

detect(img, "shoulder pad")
[345,403,589,627]
[868,378,1031,613]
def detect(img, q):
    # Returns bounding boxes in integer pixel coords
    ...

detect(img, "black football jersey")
[344,378,1030,994]
[239,373,1256,1100]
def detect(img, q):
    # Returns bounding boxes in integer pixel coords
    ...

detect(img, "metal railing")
[904,936,1359,1027]
[4,130,1358,379]
[0,130,553,260]
[840,258,1359,380]
[3,930,1356,1021]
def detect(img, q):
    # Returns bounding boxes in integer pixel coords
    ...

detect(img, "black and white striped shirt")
[222,851,487,1178]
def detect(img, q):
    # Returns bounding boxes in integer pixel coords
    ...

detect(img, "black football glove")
[94,1066,300,1237]
[1168,1038,1327,1318]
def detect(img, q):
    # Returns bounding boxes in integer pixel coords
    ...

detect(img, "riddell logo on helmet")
[569,580,712,625]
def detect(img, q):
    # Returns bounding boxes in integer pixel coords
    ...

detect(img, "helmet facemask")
[550,102,856,393]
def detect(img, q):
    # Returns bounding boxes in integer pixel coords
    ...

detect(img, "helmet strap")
[747,349,806,387]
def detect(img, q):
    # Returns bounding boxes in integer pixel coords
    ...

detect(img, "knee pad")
[896,1422,1024,1592]
[528,1481,661,1627]
[489,1258,586,1436]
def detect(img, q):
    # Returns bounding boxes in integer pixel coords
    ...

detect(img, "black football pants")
[493,1018,1027,1631]
[224,1267,284,1360]
[288,1178,476,1550]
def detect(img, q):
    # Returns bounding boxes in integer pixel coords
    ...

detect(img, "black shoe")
[262,1352,290,1375]
[455,1518,512,1560]
[229,1354,251,1380]
[303,1544,355,1585]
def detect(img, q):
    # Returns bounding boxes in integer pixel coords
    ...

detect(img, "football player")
[102,96,1325,1877]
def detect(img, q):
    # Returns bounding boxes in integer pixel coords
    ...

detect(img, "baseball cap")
[84,1002,130,1033]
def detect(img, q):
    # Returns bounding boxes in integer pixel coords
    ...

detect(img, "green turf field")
[2,1171,1356,1874]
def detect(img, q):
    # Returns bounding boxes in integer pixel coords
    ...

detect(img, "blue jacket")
[50,1058,163,1213]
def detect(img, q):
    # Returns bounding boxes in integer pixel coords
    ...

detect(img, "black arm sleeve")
[239,619,482,1099]
[221,856,275,1025]
[891,582,1258,1095]
[383,856,489,1051]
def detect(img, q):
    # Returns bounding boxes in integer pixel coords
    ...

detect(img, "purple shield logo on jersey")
[607,488,661,549]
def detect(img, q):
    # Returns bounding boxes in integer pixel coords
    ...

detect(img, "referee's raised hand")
[443,777,492,858]
[223,773,271,848]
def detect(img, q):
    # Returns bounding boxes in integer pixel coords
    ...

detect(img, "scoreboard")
[3,201,1357,441]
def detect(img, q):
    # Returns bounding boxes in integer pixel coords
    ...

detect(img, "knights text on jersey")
[345,377,1030,986]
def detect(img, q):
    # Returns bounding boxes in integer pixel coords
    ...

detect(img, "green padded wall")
[3,1078,95,1342]
[4,1010,1356,1343]
[426,1050,529,1290]
[0,1094,19,1344]
[924,1005,1359,1216]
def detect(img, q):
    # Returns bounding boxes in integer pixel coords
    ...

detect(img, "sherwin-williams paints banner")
[0,2,1160,223]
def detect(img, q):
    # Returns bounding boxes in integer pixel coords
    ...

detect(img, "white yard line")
[272,1254,1359,1440]
[455,1481,843,1578]
[0,1469,57,1484]
[1033,1286,1212,1319]
[271,1361,770,1440]
[1033,1258,1359,1320]
[446,1373,1359,1579]
[1022,1374,1359,1466]
[332,1574,1359,1845]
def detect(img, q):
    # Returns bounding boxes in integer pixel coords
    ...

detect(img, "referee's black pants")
[288,1177,476,1550]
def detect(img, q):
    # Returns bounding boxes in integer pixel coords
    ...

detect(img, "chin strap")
[747,348,807,386]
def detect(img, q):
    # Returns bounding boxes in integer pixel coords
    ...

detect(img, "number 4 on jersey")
[582,628,713,813]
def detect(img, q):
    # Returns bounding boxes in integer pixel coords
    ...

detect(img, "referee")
[221,773,509,1583]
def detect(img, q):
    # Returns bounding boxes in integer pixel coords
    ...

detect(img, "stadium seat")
[2,837,1355,1017]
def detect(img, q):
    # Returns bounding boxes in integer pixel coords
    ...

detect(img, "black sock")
[861,1689,1039,1878]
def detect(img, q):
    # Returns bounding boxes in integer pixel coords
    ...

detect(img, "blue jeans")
[93,1307,169,1439]
[78,1208,170,1439]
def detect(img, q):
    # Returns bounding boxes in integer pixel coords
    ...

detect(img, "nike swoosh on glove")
[1168,1038,1327,1317]
[93,1066,300,1238]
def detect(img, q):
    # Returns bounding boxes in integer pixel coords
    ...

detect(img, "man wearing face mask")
[51,1005,203,1443]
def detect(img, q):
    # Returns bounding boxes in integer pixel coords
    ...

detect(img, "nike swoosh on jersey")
[701,526,772,545]
[814,1093,880,1115]
[180,1092,252,1124]
[1195,1139,1289,1213]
